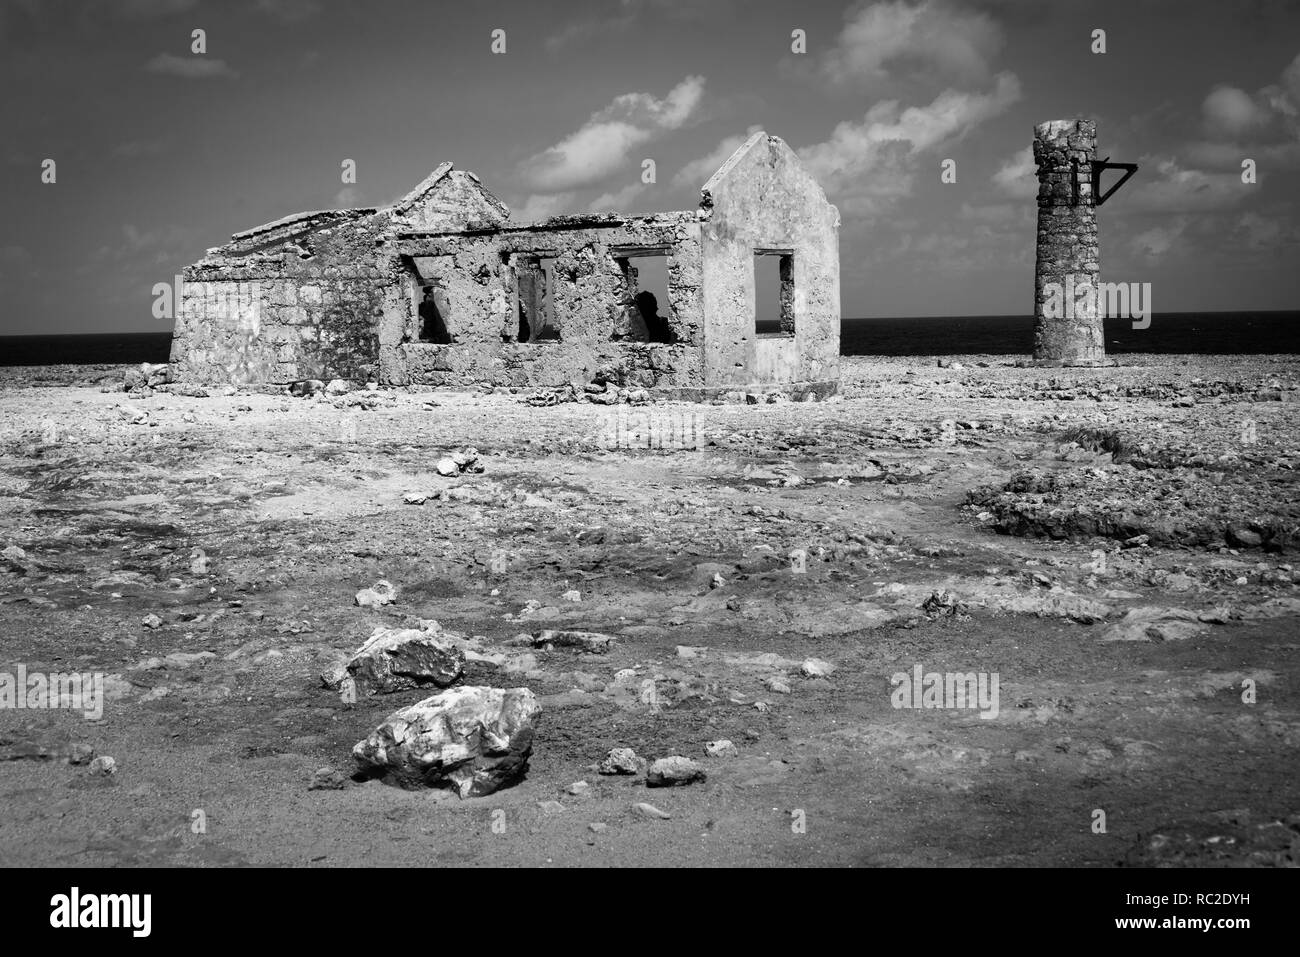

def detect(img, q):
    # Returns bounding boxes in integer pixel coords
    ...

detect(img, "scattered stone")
[453,448,483,471]
[67,743,96,766]
[527,629,616,654]
[922,589,965,615]
[566,780,590,796]
[1103,606,1209,643]
[588,822,608,833]
[164,651,216,668]
[598,747,642,775]
[352,686,540,797]
[2,545,27,561]
[646,756,707,787]
[561,589,581,602]
[676,646,708,659]
[355,579,398,608]
[704,739,737,759]
[1226,525,1263,549]
[122,366,146,392]
[189,549,209,575]
[402,492,428,505]
[633,802,672,820]
[141,613,162,629]
[88,755,116,776]
[322,623,464,695]
[436,448,484,476]
[538,800,566,814]
[290,379,325,397]
[800,658,835,678]
[309,767,347,791]
[765,678,792,694]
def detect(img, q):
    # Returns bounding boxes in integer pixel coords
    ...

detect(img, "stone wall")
[700,133,841,389]
[171,214,394,384]
[1031,119,1104,366]
[170,168,510,387]
[386,214,707,389]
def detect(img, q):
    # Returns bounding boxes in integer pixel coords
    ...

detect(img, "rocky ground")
[0,354,1297,867]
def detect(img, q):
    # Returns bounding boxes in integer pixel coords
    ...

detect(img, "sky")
[1,0,1298,335]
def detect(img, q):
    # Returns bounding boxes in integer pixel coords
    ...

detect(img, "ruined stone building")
[169,132,841,397]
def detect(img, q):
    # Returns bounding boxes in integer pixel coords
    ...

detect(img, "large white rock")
[353,686,540,796]
[323,624,464,695]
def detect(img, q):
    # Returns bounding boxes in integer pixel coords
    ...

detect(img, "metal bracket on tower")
[1073,156,1138,207]
[1092,157,1138,206]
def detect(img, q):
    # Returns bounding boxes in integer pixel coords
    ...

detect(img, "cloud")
[796,71,1021,215]
[1129,217,1190,260]
[991,145,1035,198]
[1127,156,1252,214]
[517,75,706,192]
[513,192,577,223]
[820,0,1004,87]
[1230,210,1286,249]
[1203,85,1273,138]
[587,183,647,213]
[80,224,202,274]
[545,2,638,53]
[145,53,239,79]
[959,200,1022,224]
[1190,52,1300,167]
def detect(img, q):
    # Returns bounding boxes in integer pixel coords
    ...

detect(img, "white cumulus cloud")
[797,72,1022,215]
[518,75,706,193]
[820,0,1004,87]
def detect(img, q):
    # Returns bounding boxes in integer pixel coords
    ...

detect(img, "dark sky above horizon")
[2,0,1298,335]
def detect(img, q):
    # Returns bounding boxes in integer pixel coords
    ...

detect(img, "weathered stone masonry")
[170,132,841,396]
[1032,118,1104,366]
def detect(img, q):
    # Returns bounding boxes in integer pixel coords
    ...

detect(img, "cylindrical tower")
[1032,119,1104,366]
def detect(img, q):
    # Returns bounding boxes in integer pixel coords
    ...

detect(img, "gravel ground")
[0,354,1296,867]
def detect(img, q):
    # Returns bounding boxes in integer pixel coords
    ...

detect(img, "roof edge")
[230,207,376,242]
[699,130,769,202]
[388,161,456,215]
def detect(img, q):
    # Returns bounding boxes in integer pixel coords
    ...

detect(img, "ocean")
[0,311,1296,366]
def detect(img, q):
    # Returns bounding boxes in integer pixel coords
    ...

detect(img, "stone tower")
[1032,119,1104,366]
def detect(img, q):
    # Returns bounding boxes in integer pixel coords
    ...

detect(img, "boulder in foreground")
[353,686,540,797]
